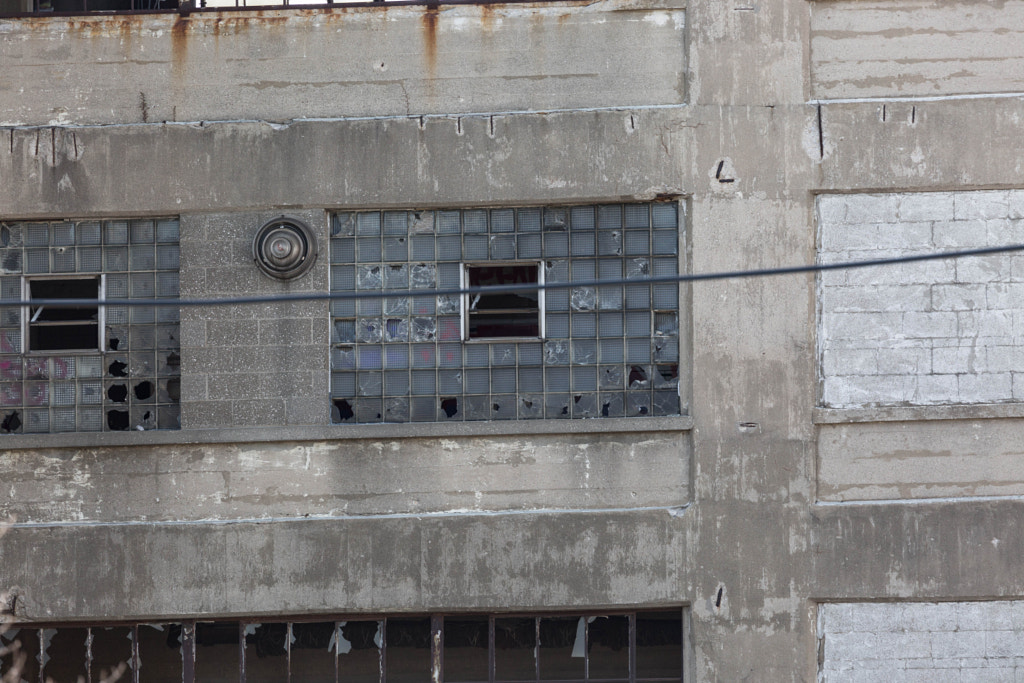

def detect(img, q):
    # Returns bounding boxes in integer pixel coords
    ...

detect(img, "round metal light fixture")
[253,216,318,280]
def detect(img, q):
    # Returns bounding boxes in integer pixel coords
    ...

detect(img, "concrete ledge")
[813,403,1024,425]
[0,415,692,451]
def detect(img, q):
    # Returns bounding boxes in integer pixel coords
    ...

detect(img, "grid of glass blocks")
[330,203,681,423]
[0,219,181,433]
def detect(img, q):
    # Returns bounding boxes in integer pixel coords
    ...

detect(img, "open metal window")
[22,275,104,352]
[463,263,544,340]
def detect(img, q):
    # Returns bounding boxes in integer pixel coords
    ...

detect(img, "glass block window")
[330,203,681,423]
[0,219,181,434]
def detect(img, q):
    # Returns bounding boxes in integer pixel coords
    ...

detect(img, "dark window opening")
[466,264,541,339]
[27,278,100,352]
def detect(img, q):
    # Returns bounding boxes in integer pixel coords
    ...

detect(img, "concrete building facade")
[1,0,1024,679]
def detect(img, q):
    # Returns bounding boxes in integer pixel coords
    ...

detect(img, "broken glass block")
[571,287,597,311]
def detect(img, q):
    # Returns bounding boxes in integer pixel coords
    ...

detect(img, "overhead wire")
[2,243,1023,308]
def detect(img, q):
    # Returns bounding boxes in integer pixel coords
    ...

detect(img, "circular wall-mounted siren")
[253,216,318,280]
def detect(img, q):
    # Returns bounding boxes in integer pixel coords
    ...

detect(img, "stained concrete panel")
[817,417,1024,501]
[0,0,686,127]
[810,0,1024,100]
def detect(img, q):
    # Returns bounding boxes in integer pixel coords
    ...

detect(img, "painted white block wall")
[818,191,1024,408]
[818,601,1024,682]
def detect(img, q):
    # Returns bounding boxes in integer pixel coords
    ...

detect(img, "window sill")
[813,402,1024,425]
[0,415,693,450]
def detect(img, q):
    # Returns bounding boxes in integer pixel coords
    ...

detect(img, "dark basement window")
[464,263,543,339]
[25,276,102,352]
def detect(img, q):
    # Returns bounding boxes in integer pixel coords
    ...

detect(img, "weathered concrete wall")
[810,0,1024,100]
[0,1,686,127]
[819,601,1024,681]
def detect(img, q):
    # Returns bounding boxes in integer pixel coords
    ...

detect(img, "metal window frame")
[461,261,546,343]
[21,273,105,355]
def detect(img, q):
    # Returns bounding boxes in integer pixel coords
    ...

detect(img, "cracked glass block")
[517,208,541,232]
[546,313,569,339]
[599,365,624,390]
[654,284,678,309]
[384,296,409,316]
[518,367,543,392]
[410,211,434,234]
[358,344,383,370]
[545,393,571,419]
[80,381,103,405]
[571,206,595,231]
[491,367,515,393]
[24,408,49,432]
[600,392,625,418]
[571,287,597,311]
[491,395,516,420]
[412,343,436,368]
[130,245,155,270]
[465,235,488,260]
[438,235,462,261]
[358,371,383,396]
[491,209,515,233]
[545,259,569,282]
[627,339,651,363]
[572,313,597,338]
[570,232,595,257]
[655,312,679,336]
[130,220,154,244]
[357,238,382,263]
[411,317,436,342]
[411,396,435,421]
[155,218,179,243]
[357,213,381,236]
[411,370,436,396]
[597,231,622,256]
[0,382,19,406]
[357,265,383,290]
[572,366,597,392]
[465,394,490,420]
[490,236,516,260]
[516,234,541,259]
[354,319,382,344]
[410,263,436,289]
[129,352,154,376]
[334,213,357,237]
[653,230,678,255]
[383,237,408,261]
[78,247,102,272]
[652,203,678,228]
[544,208,567,231]
[572,340,597,365]
[544,233,569,257]
[465,368,489,394]
[156,272,179,298]
[357,398,383,423]
[625,284,650,309]
[158,351,181,378]
[26,223,49,247]
[384,371,409,396]
[53,407,75,431]
[438,211,461,234]
[412,296,435,316]
[385,345,409,369]
[78,221,102,245]
[26,249,49,274]
[437,295,460,316]
[130,273,155,298]
[0,330,18,355]
[466,344,489,367]
[599,313,624,337]
[104,221,128,245]
[627,391,652,417]
[158,404,181,430]
[625,231,650,255]
[104,247,128,271]
[332,372,357,399]
[626,312,650,337]
[78,356,102,378]
[438,370,462,394]
[53,248,75,273]
[0,251,21,274]
[572,393,599,418]
[598,205,623,230]
[654,364,679,389]
[26,357,48,379]
[653,337,679,362]
[410,236,435,261]
[653,390,679,416]
[438,343,461,368]
[383,212,408,235]
[491,344,515,366]
[132,326,156,350]
[465,210,488,234]
[384,318,408,342]
[518,343,542,366]
[624,204,650,228]
[385,397,410,422]
[332,238,356,263]
[545,340,569,365]
[627,258,650,279]
[25,381,48,406]
[545,367,569,391]
[518,394,544,419]
[331,265,356,292]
